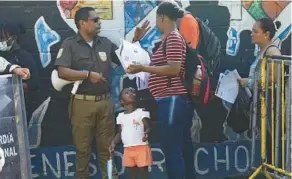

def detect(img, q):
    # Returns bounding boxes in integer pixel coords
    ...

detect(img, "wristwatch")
[81,70,90,79]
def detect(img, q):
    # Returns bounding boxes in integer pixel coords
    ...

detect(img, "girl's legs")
[128,167,138,179]
[138,166,149,179]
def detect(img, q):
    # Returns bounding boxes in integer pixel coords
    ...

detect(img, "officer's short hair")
[74,7,95,29]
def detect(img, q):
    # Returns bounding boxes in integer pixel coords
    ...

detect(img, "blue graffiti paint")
[124,1,156,34]
[140,27,162,53]
[278,24,291,41]
[34,16,60,68]
[124,11,136,35]
[226,27,240,56]
[29,141,260,179]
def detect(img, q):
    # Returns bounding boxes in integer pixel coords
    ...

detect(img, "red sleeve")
[166,32,186,62]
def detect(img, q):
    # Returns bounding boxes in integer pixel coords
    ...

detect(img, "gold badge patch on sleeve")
[57,48,63,59]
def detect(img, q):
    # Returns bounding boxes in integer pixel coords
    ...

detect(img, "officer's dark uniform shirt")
[54,33,120,95]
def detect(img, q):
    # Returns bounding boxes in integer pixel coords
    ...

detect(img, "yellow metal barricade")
[249,55,292,179]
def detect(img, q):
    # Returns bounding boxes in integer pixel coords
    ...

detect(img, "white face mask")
[0,41,12,51]
[0,37,14,52]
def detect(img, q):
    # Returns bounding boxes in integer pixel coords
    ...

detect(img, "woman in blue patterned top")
[238,18,282,89]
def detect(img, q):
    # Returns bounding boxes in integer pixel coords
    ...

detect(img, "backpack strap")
[263,44,278,57]
[163,37,167,57]
[162,36,173,87]
[176,18,182,30]
[194,17,203,51]
[162,36,187,89]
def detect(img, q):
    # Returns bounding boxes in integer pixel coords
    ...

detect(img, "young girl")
[109,87,152,179]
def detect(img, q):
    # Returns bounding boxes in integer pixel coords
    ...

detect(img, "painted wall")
[0,0,290,178]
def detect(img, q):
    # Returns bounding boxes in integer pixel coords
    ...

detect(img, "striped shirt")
[148,30,187,98]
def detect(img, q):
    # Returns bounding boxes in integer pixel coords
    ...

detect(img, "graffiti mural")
[34,16,60,68]
[59,0,113,20]
[0,0,290,178]
[124,0,156,34]
[57,0,123,45]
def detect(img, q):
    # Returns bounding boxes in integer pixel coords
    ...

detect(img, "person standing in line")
[238,18,282,165]
[127,2,197,179]
[109,87,152,179]
[0,21,39,121]
[54,7,119,179]
[0,21,38,92]
[238,18,281,89]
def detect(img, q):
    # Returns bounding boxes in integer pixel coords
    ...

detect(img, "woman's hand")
[238,78,248,88]
[12,67,30,80]
[142,133,148,142]
[126,64,144,74]
[133,20,151,42]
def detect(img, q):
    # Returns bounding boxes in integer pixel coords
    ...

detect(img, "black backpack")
[163,37,211,107]
[226,87,252,134]
[176,15,221,76]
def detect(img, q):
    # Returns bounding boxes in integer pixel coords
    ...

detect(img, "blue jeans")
[156,95,196,179]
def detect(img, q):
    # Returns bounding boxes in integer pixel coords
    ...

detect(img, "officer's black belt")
[73,93,111,102]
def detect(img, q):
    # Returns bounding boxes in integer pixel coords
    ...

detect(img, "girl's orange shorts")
[123,145,153,167]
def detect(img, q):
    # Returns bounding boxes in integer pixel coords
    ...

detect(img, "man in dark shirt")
[54,7,119,179]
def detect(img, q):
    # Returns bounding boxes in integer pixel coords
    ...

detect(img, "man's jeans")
[156,95,196,179]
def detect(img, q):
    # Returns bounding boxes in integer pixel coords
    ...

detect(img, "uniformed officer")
[54,7,119,179]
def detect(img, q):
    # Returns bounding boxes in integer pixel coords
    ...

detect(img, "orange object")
[179,14,200,49]
[123,145,153,167]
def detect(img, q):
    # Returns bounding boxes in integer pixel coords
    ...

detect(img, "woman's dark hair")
[157,1,185,21]
[0,21,25,41]
[257,18,281,39]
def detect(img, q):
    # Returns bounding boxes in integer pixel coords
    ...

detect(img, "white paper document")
[233,70,252,98]
[115,39,151,81]
[136,72,150,91]
[107,159,113,179]
[215,70,240,104]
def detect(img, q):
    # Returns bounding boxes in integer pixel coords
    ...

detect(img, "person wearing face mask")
[0,21,39,122]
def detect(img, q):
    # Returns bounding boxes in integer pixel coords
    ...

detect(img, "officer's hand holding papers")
[115,39,150,90]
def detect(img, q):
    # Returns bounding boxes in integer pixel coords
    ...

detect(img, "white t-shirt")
[117,108,150,147]
[88,41,93,47]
